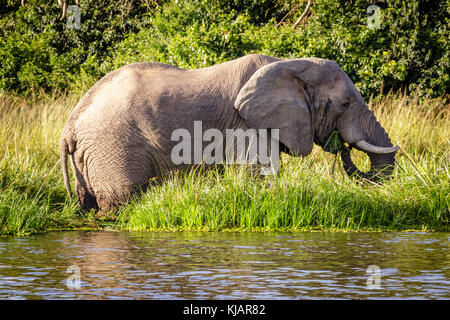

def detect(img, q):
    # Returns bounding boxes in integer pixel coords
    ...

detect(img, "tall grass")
[0,92,84,235]
[0,92,448,235]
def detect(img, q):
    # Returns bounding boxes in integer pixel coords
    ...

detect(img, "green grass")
[0,92,449,235]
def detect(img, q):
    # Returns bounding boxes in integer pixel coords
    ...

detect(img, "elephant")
[60,54,399,212]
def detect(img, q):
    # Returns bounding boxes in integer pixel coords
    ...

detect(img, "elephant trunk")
[340,147,396,182]
[340,108,398,182]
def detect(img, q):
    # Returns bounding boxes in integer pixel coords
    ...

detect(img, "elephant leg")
[95,187,132,212]
[89,156,155,213]
[71,151,98,212]
[75,181,98,212]
[94,181,151,216]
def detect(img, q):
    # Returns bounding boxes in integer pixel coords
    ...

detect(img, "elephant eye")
[341,100,350,109]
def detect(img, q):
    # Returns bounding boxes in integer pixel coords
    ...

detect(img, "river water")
[0,231,448,299]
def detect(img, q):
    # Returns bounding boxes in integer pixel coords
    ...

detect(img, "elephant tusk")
[355,140,400,154]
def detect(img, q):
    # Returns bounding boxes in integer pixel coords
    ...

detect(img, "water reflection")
[0,231,448,299]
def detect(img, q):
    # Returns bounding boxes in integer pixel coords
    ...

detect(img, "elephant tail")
[60,137,73,201]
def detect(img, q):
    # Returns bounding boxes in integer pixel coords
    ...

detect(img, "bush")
[0,0,154,93]
[0,0,448,101]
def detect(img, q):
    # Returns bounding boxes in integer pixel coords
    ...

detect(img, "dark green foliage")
[323,130,342,154]
[0,0,448,101]
[0,0,155,92]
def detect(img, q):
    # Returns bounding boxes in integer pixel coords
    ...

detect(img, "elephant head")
[234,58,399,182]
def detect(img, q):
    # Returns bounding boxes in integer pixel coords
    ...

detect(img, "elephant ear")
[234,60,315,156]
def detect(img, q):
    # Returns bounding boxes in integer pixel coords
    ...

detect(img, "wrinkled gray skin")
[60,54,399,212]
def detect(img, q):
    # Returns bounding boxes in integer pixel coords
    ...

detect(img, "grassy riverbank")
[0,92,449,235]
